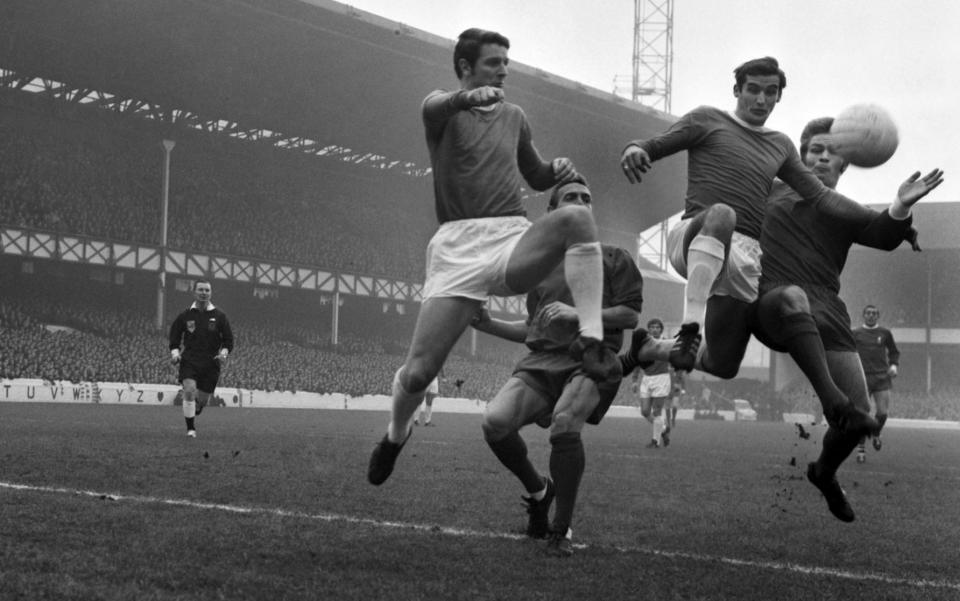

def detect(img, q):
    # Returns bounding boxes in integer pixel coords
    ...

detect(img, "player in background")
[633,318,672,448]
[752,116,943,521]
[619,57,895,422]
[168,279,234,438]
[852,305,900,461]
[475,176,668,557]
[368,28,619,486]
[668,362,685,430]
[415,376,440,426]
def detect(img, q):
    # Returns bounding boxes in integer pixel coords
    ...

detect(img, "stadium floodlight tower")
[157,138,176,332]
[631,0,674,113]
[631,0,674,270]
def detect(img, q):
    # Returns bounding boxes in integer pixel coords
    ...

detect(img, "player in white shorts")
[634,319,673,447]
[368,28,618,486]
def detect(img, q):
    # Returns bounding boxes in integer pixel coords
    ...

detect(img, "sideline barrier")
[2,379,958,429]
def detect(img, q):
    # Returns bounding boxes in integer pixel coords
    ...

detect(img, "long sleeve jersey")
[759,180,915,294]
[422,90,557,223]
[853,325,900,375]
[628,106,861,239]
[523,245,644,353]
[168,303,234,363]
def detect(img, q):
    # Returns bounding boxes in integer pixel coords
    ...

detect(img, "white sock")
[424,404,433,422]
[684,235,726,326]
[564,242,604,340]
[653,414,664,442]
[182,399,196,419]
[389,368,424,442]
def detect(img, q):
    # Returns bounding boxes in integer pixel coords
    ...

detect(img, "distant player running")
[368,28,618,486]
[619,57,893,419]
[852,305,901,462]
[752,116,943,521]
[633,318,672,448]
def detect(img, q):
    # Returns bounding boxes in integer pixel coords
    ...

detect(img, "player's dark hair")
[454,28,510,78]
[194,279,211,291]
[647,318,664,329]
[733,56,786,92]
[864,304,880,315]
[799,117,833,157]
[548,174,589,210]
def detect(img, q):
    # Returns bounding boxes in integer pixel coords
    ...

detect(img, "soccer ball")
[830,103,899,168]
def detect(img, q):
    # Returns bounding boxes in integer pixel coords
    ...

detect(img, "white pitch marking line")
[2,480,958,592]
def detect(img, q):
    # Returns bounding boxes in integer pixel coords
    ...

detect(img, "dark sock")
[487,431,544,494]
[780,313,848,416]
[185,417,195,430]
[549,432,585,533]
[816,426,860,477]
[876,413,888,433]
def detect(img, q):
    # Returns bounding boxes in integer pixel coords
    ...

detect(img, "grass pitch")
[1,403,959,600]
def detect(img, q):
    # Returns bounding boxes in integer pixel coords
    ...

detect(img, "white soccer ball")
[830,103,899,168]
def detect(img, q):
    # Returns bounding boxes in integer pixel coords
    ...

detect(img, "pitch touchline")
[2,480,957,592]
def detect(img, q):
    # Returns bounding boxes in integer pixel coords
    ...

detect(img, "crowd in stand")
[0,105,433,282]
[4,285,959,420]
[0,279,522,403]
[3,101,960,421]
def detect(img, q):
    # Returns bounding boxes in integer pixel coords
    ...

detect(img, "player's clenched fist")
[551,158,578,185]
[464,85,504,107]
[620,144,652,184]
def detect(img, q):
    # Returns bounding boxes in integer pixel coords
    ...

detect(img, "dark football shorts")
[753,283,856,353]
[865,372,893,393]
[178,359,221,394]
[512,350,622,426]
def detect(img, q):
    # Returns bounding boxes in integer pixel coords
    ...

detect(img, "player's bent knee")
[703,203,737,230]
[399,366,435,394]
[552,204,596,239]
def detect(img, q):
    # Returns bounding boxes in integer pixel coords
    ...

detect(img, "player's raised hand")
[465,85,504,107]
[621,144,652,184]
[897,168,944,207]
[552,158,578,185]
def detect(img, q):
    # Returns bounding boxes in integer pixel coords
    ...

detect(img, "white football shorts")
[422,216,530,301]
[666,218,761,303]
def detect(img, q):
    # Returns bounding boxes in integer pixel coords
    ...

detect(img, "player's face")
[863,307,880,326]
[463,44,509,89]
[804,133,846,189]
[194,282,212,304]
[554,182,592,209]
[733,74,782,126]
[648,323,663,338]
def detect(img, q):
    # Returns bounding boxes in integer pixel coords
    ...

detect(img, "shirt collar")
[190,301,216,311]
[726,110,770,133]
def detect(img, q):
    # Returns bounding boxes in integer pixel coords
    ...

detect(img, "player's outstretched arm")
[422,86,504,130]
[891,168,945,217]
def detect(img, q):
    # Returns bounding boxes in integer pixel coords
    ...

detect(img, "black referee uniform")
[168,302,234,394]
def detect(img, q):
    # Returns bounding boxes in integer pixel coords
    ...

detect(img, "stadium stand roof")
[0,0,688,247]
[899,202,960,250]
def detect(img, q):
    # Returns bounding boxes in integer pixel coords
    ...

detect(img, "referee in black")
[168,279,234,437]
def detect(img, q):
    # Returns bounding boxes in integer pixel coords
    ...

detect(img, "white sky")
[345,0,958,206]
